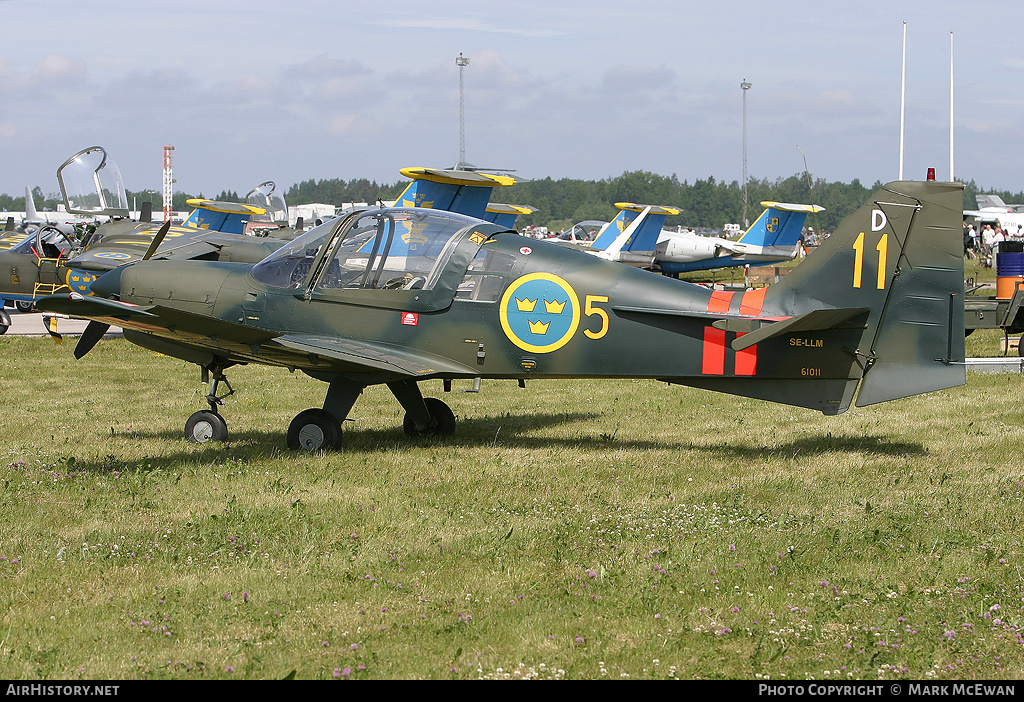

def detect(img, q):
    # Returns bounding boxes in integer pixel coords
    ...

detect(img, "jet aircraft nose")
[90,265,127,299]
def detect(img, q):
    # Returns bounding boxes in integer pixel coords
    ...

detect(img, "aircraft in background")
[581,200,822,275]
[38,179,965,450]
[484,203,537,229]
[656,201,824,276]
[55,147,286,274]
[557,220,608,244]
[392,167,516,217]
[0,147,286,324]
[964,194,1024,235]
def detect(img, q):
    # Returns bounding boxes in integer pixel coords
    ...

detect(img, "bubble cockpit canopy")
[246,181,288,225]
[57,146,130,218]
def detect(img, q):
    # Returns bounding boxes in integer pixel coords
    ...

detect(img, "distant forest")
[3,172,1017,234]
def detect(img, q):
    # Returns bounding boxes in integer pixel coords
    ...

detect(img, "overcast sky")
[1,0,1021,201]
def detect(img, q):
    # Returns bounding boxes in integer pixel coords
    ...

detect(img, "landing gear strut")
[390,379,456,437]
[180,370,457,450]
[184,363,235,444]
[286,377,361,451]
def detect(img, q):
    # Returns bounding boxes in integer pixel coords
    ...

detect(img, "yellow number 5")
[584,295,610,339]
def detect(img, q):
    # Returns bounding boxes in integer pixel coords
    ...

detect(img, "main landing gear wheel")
[403,397,456,437]
[185,410,228,443]
[288,408,342,450]
[14,301,33,313]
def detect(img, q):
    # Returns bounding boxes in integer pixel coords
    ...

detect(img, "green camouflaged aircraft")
[37,178,966,450]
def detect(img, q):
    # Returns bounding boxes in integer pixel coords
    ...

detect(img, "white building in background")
[292,202,351,226]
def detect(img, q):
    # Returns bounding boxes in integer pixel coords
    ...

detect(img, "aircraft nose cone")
[90,266,127,299]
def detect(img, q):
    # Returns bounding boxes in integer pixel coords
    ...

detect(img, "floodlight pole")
[741,80,752,227]
[456,54,470,169]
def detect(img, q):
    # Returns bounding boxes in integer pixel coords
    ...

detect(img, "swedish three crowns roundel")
[499,273,581,353]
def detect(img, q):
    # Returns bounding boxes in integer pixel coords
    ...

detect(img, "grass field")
[1,309,1023,680]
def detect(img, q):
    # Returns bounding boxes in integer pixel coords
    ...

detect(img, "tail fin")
[739,202,823,247]
[394,167,515,220]
[485,203,537,229]
[975,193,1010,211]
[590,203,681,252]
[768,180,965,407]
[180,199,265,234]
[25,186,40,222]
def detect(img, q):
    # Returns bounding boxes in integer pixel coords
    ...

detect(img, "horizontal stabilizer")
[758,201,825,214]
[398,167,516,188]
[728,308,868,351]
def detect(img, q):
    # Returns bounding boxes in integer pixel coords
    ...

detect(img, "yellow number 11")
[852,232,889,290]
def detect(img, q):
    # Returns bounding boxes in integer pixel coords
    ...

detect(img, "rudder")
[767,180,965,406]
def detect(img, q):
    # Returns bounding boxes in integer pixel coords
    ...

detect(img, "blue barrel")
[997,241,1024,298]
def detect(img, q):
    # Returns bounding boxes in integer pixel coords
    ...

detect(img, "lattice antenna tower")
[163,145,175,221]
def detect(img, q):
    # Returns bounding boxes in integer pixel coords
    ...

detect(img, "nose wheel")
[185,410,228,443]
[184,363,235,443]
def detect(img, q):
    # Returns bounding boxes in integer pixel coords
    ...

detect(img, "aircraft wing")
[37,294,477,378]
[66,230,287,271]
[270,335,479,377]
[37,294,276,343]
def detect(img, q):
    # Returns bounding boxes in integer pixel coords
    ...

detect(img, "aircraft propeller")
[73,220,171,359]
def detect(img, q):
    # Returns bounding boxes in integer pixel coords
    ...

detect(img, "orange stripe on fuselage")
[735,333,757,376]
[739,287,767,316]
[702,327,727,375]
[708,290,734,314]
[702,291,733,375]
[702,288,765,376]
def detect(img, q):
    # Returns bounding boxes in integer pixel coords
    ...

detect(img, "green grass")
[1,335,1024,680]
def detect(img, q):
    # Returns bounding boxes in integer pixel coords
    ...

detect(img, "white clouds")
[0,1,1022,196]
[0,54,86,92]
[601,64,678,93]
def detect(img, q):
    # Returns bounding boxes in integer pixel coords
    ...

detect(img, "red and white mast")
[162,145,175,222]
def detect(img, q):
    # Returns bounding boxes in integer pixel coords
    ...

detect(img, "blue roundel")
[499,273,581,353]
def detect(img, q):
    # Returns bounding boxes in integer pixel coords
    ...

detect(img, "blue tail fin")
[394,168,516,220]
[485,203,536,229]
[590,203,681,252]
[180,199,265,235]
[738,202,823,247]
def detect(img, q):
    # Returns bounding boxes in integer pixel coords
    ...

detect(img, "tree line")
[2,173,1014,234]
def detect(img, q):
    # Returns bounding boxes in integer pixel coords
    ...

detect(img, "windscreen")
[56,146,129,217]
[246,182,288,225]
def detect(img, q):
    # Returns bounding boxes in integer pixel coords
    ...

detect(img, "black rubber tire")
[185,410,228,443]
[287,408,342,450]
[403,397,456,436]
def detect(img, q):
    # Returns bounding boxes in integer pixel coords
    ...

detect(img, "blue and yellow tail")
[589,203,681,253]
[485,203,536,229]
[738,202,823,248]
[180,199,267,235]
[394,167,516,220]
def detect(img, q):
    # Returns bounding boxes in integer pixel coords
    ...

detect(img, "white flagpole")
[899,20,907,180]
[950,30,955,182]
